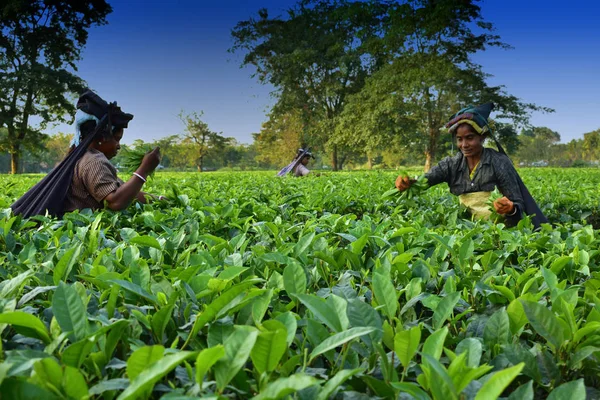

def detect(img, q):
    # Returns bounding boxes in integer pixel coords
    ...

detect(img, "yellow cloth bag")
[459,191,492,219]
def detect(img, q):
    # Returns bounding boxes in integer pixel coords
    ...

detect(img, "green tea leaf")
[520,301,565,349]
[195,345,225,384]
[129,235,161,250]
[53,246,81,285]
[394,325,421,368]
[0,378,60,400]
[184,279,259,348]
[61,336,96,368]
[283,262,306,297]
[127,345,165,380]
[117,351,196,400]
[372,273,398,320]
[550,256,572,275]
[474,363,524,400]
[432,292,460,330]
[455,338,483,368]
[347,298,383,348]
[483,309,510,350]
[52,282,88,341]
[252,288,274,325]
[32,358,63,390]
[0,271,34,299]
[0,312,51,344]
[250,320,287,374]
[317,368,362,400]
[422,355,457,400]
[252,373,319,400]
[108,279,158,305]
[294,231,315,257]
[63,366,89,400]
[507,298,528,335]
[507,380,534,400]
[214,325,258,391]
[309,327,376,361]
[275,312,297,346]
[547,378,586,400]
[390,382,431,400]
[422,327,448,361]
[294,293,342,332]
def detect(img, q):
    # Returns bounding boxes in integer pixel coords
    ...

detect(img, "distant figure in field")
[277,148,315,177]
[395,103,547,228]
[11,89,164,218]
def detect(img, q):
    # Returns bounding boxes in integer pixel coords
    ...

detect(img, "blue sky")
[52,0,600,145]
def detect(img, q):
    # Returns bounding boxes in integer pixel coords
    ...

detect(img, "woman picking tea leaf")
[12,89,164,217]
[395,103,547,227]
[277,148,316,177]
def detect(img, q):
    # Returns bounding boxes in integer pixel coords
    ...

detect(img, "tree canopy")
[0,0,111,173]
[232,0,552,171]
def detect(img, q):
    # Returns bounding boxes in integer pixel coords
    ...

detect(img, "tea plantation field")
[0,169,599,399]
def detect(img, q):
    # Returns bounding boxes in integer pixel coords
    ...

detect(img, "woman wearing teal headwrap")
[396,103,533,226]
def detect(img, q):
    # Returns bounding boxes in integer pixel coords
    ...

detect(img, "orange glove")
[493,196,515,215]
[395,175,412,192]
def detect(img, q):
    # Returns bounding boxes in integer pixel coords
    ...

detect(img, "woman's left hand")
[493,196,514,214]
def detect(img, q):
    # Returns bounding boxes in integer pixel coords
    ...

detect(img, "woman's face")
[97,128,123,159]
[456,124,484,158]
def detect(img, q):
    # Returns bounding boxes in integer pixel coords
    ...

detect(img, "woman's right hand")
[137,147,161,176]
[395,175,413,192]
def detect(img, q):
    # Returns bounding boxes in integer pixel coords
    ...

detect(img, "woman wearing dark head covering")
[63,90,161,212]
[277,148,315,177]
[293,149,314,177]
[12,89,162,218]
[395,103,545,227]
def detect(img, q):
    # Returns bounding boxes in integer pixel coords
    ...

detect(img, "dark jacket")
[425,148,523,225]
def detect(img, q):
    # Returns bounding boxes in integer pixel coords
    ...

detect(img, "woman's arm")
[424,156,453,187]
[104,148,161,210]
[493,154,524,222]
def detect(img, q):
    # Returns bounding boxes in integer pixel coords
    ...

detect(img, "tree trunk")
[367,154,373,170]
[424,126,439,172]
[197,155,204,172]
[10,151,19,175]
[339,154,347,170]
[331,145,338,171]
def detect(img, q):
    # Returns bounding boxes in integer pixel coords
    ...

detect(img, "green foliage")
[120,146,154,176]
[179,111,233,172]
[0,1,112,173]
[0,169,600,398]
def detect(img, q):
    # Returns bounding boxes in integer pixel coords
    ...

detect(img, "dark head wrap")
[446,103,494,135]
[296,148,315,159]
[77,89,133,131]
[11,89,133,218]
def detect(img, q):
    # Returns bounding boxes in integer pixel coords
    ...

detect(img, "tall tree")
[253,110,305,168]
[179,111,231,172]
[344,0,552,170]
[42,132,72,169]
[582,129,600,161]
[233,0,550,171]
[516,126,561,164]
[231,0,386,170]
[0,0,111,173]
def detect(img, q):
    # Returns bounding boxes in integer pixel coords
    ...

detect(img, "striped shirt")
[63,149,123,212]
